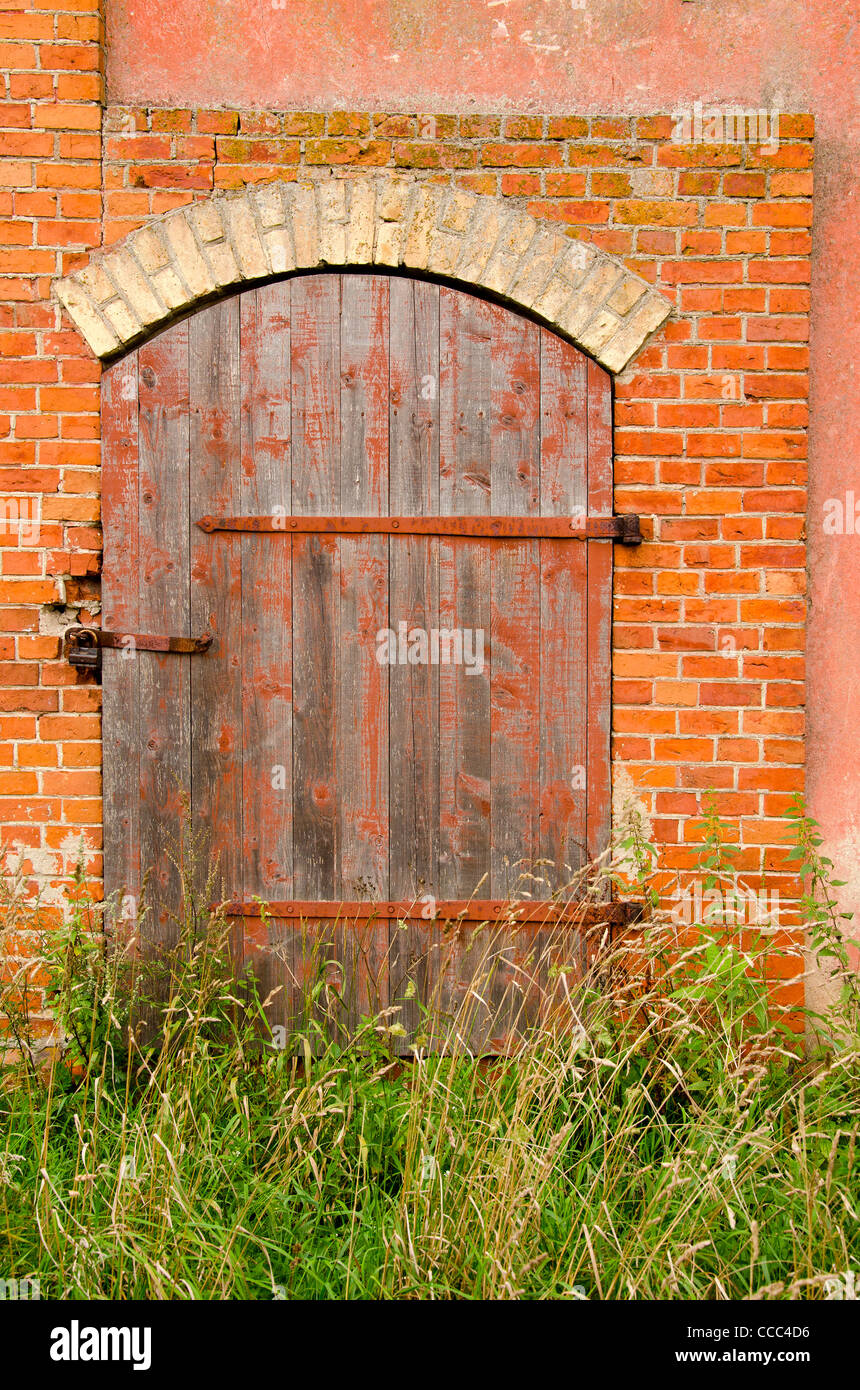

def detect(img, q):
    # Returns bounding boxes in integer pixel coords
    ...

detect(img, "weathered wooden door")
[98,273,623,1045]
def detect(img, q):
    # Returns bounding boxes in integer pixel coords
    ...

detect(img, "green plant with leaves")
[667,796,773,1038]
[610,796,661,910]
[785,793,860,1044]
[40,859,130,1080]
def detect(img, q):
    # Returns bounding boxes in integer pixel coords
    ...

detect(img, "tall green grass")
[0,799,857,1300]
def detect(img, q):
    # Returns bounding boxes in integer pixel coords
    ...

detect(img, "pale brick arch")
[53,173,672,373]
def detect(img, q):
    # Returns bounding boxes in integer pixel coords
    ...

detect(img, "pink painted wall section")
[106,0,860,953]
[107,0,848,118]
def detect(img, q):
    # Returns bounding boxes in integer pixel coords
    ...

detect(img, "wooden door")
[100,273,619,1048]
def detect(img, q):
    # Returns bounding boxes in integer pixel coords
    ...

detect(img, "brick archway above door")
[52,173,672,373]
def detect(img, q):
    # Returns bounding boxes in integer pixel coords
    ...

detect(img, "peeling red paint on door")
[101,271,617,1046]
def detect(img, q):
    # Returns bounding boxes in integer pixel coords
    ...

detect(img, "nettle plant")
[614,790,860,1050]
[673,800,773,1037]
[786,794,860,1046]
[611,797,773,1044]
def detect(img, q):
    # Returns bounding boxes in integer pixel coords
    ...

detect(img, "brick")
[222,195,268,278]
[677,171,720,196]
[481,143,563,168]
[33,102,101,132]
[161,210,216,297]
[752,201,813,227]
[151,109,192,133]
[234,112,279,138]
[373,114,417,139]
[289,183,319,267]
[543,117,587,139]
[661,260,744,285]
[616,200,698,226]
[460,116,501,139]
[503,116,544,140]
[394,142,443,169]
[501,172,541,197]
[130,163,211,191]
[327,111,371,137]
[53,281,117,357]
[279,111,323,137]
[216,137,300,165]
[213,165,291,191]
[593,171,633,197]
[403,183,445,270]
[526,199,609,224]
[101,248,166,326]
[654,738,715,761]
[590,118,630,140]
[0,40,38,67]
[197,110,239,135]
[305,139,390,166]
[602,293,672,373]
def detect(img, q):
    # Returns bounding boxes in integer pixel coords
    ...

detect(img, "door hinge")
[221,898,646,927]
[64,627,212,674]
[197,513,644,544]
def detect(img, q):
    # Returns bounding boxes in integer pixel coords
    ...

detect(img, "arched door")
[95,273,629,1044]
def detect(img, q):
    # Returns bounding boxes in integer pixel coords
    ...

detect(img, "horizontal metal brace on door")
[64,626,212,673]
[197,514,643,544]
[221,898,644,927]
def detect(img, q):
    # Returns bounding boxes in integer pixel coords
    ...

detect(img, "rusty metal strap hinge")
[197,513,643,544]
[220,898,645,927]
[64,627,212,673]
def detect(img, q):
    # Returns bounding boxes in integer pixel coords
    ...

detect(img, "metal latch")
[64,627,213,675]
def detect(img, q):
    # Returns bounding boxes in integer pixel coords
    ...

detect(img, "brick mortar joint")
[101,105,815,139]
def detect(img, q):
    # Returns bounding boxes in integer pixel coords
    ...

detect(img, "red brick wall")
[102,110,811,926]
[0,0,104,953]
[0,27,811,1023]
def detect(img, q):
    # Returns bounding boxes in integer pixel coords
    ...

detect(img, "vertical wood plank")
[240,282,293,904]
[489,309,541,900]
[388,277,440,900]
[438,287,492,900]
[388,279,440,1046]
[338,274,389,903]
[540,333,589,892]
[586,357,614,877]
[137,324,191,948]
[101,352,140,926]
[290,275,340,900]
[189,298,244,904]
[432,290,496,1054]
